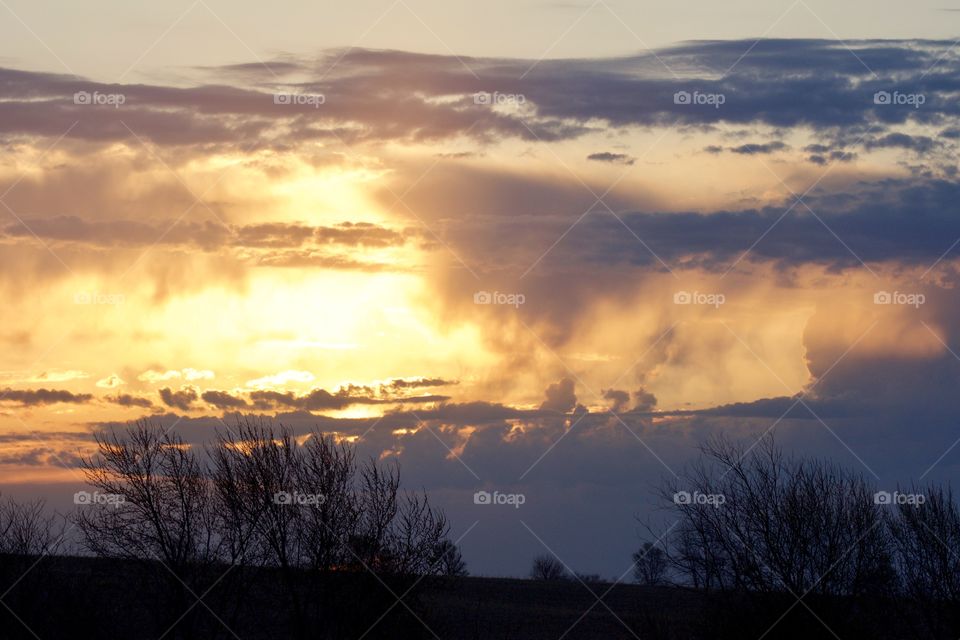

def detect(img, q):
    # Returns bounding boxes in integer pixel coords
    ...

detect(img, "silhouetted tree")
[633,541,667,586]
[434,540,468,577]
[0,495,61,556]
[76,421,225,640]
[0,495,65,640]
[211,418,455,638]
[656,435,895,638]
[887,483,960,638]
[530,554,567,580]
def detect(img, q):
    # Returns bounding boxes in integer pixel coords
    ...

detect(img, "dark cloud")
[105,393,154,409]
[248,251,400,271]
[249,386,450,411]
[540,378,578,413]
[381,377,458,391]
[807,149,858,165]
[158,386,199,411]
[3,39,960,150]
[0,447,84,467]
[632,388,658,412]
[863,132,939,153]
[586,152,635,165]
[0,388,93,406]
[728,141,789,155]
[603,389,630,412]
[439,178,960,273]
[314,223,416,248]
[705,141,789,155]
[1,217,415,253]
[598,387,657,414]
[201,390,249,409]
[232,223,317,249]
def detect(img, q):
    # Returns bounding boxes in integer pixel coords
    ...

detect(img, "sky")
[2,0,960,577]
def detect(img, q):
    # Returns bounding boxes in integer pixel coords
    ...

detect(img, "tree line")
[520,436,960,639]
[631,436,960,639]
[1,418,466,640]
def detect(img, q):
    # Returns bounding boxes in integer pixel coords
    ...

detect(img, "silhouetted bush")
[530,554,568,581]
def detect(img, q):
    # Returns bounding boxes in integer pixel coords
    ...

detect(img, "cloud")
[158,386,199,411]
[540,378,578,413]
[603,388,630,412]
[704,141,791,155]
[728,141,789,155]
[139,368,214,384]
[586,152,635,165]
[3,39,960,152]
[863,132,939,153]
[381,377,458,392]
[105,393,154,409]
[0,388,93,406]
[138,369,184,384]
[246,370,315,389]
[249,386,450,411]
[436,178,960,273]
[201,390,249,409]
[2,218,416,252]
[0,370,90,384]
[806,147,858,165]
[95,374,125,389]
[0,446,84,468]
[633,388,658,412]
[107,377,461,414]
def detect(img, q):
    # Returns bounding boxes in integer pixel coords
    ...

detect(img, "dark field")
[0,554,934,640]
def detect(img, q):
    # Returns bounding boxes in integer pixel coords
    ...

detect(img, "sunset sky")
[3,0,960,576]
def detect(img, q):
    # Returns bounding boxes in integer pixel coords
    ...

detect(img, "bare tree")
[0,495,62,557]
[633,541,667,586]
[209,417,310,636]
[76,421,224,640]
[389,491,450,576]
[656,435,895,637]
[0,496,66,640]
[887,483,960,638]
[660,436,891,595]
[296,432,358,573]
[434,539,468,577]
[211,419,457,638]
[530,554,567,581]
